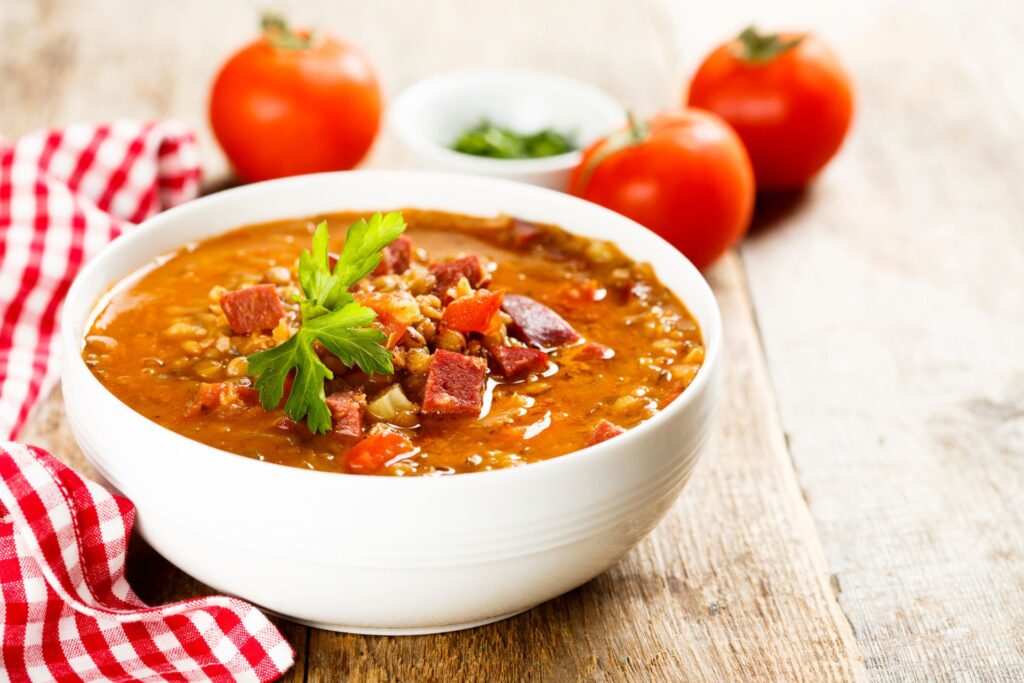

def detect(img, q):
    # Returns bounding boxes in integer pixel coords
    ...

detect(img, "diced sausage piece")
[421,349,487,416]
[586,419,625,446]
[614,280,652,304]
[576,340,614,361]
[220,284,285,334]
[372,235,413,276]
[511,219,544,248]
[275,416,312,440]
[343,424,417,474]
[326,390,365,441]
[440,290,505,334]
[488,346,548,380]
[502,294,580,347]
[430,256,489,302]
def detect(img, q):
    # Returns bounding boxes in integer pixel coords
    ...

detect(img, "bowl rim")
[62,170,721,488]
[388,67,625,174]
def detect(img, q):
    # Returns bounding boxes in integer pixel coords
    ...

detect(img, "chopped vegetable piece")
[430,256,488,303]
[502,294,580,347]
[372,235,413,276]
[184,382,260,417]
[576,340,614,360]
[586,419,625,446]
[343,425,417,474]
[488,346,548,380]
[326,389,365,441]
[220,284,285,334]
[366,384,416,421]
[440,290,505,334]
[184,383,223,417]
[559,280,602,307]
[354,291,420,348]
[451,120,576,159]
[247,213,406,433]
[421,349,487,416]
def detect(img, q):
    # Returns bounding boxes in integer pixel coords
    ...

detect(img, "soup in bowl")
[61,171,721,633]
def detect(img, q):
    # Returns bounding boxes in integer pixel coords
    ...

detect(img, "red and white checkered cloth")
[0,442,294,681]
[0,120,202,438]
[0,123,294,680]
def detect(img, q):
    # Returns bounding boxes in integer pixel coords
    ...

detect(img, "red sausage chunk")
[372,235,412,275]
[422,349,487,416]
[275,416,313,440]
[220,284,285,334]
[326,390,365,441]
[586,419,625,446]
[502,294,580,347]
[511,219,544,248]
[430,256,489,302]
[488,346,548,380]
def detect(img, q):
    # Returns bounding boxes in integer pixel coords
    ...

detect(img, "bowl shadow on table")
[126,532,669,679]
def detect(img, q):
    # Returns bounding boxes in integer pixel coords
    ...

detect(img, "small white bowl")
[61,171,721,634]
[389,69,625,190]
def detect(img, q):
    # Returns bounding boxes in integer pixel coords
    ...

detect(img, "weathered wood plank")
[5,0,863,680]
[668,2,1024,680]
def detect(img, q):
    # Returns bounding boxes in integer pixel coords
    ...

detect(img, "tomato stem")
[735,26,803,64]
[261,12,313,51]
[626,111,647,143]
[575,109,648,193]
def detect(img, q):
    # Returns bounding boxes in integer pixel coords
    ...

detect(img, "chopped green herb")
[451,120,576,159]
[247,212,406,433]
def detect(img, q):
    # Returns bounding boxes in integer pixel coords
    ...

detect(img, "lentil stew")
[83,210,704,476]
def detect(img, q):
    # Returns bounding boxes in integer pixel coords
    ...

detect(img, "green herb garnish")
[247,212,406,433]
[451,120,576,159]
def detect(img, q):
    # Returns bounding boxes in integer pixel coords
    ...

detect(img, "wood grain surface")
[3,0,1022,680]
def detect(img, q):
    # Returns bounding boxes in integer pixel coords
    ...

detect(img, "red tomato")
[440,290,505,334]
[568,110,754,270]
[209,14,382,183]
[688,27,853,190]
[354,292,420,348]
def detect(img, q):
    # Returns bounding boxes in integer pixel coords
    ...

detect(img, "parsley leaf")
[246,212,406,433]
[298,212,407,319]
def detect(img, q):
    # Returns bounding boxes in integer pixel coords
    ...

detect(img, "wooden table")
[4,0,1023,680]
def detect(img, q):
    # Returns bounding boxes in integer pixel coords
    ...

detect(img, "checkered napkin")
[0,120,202,438]
[0,442,294,681]
[0,123,294,680]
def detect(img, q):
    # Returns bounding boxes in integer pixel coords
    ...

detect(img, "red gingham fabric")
[0,442,294,681]
[0,120,202,438]
[0,123,293,680]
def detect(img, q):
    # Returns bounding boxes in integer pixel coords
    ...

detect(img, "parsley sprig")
[247,212,407,433]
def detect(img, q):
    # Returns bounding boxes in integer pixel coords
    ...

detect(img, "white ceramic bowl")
[61,171,721,634]
[389,69,625,190]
